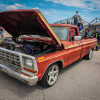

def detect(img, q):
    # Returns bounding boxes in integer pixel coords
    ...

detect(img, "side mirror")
[74,36,81,41]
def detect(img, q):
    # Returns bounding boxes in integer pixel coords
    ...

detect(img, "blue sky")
[0,0,100,23]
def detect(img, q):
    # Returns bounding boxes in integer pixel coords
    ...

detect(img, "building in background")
[54,17,100,31]
[54,18,88,26]
[89,17,100,31]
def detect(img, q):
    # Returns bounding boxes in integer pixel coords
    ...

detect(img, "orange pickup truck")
[0,9,97,87]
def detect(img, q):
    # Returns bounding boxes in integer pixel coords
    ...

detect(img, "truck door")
[73,28,82,60]
[67,41,75,65]
[73,40,82,60]
[67,28,82,65]
[67,28,75,65]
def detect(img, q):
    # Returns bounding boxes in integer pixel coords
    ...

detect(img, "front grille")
[0,49,21,70]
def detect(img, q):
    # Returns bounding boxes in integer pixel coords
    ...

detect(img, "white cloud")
[82,9,90,12]
[6,3,25,10]
[39,3,47,6]
[33,7,39,9]
[45,0,100,11]
[44,12,49,15]
[6,5,17,10]
[15,3,25,7]
[51,5,57,6]
[45,0,87,8]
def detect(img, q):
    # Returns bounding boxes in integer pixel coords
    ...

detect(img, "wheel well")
[56,60,63,69]
[48,60,63,69]
[91,47,94,51]
[88,47,93,54]
[92,47,94,50]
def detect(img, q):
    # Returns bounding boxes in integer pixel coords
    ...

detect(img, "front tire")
[39,63,59,87]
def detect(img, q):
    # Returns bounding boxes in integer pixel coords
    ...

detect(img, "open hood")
[0,9,61,45]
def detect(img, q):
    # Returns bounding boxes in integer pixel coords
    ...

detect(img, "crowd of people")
[72,11,100,51]
[81,27,100,51]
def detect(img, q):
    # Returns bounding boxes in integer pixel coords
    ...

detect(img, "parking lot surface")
[0,51,100,100]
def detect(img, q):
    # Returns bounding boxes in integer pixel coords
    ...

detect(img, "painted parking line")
[93,51,100,52]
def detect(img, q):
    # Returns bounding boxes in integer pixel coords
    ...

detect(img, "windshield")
[51,26,69,41]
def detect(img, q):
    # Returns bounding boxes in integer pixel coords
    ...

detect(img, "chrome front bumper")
[0,64,38,86]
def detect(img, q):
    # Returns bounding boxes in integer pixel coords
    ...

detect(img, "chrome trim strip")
[39,47,82,63]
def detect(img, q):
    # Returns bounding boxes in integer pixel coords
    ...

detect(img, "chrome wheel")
[89,49,93,59]
[39,63,59,87]
[47,64,59,86]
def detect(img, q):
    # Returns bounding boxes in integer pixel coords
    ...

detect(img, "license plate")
[2,68,8,73]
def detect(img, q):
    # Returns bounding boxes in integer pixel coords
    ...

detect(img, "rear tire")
[85,48,93,60]
[39,63,59,87]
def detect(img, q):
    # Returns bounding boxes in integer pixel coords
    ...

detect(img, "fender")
[83,46,93,58]
[90,46,93,51]
[38,59,64,81]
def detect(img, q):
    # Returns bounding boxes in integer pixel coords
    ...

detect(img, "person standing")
[0,26,4,38]
[68,22,71,25]
[73,11,81,26]
[81,28,85,37]
[94,28,100,51]
[83,28,89,37]
[78,17,82,28]
[91,30,95,37]
[79,23,84,31]
[88,30,92,37]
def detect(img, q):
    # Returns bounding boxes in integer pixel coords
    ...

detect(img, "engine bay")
[0,36,60,57]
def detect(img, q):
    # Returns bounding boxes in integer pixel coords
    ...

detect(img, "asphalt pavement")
[0,51,100,100]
